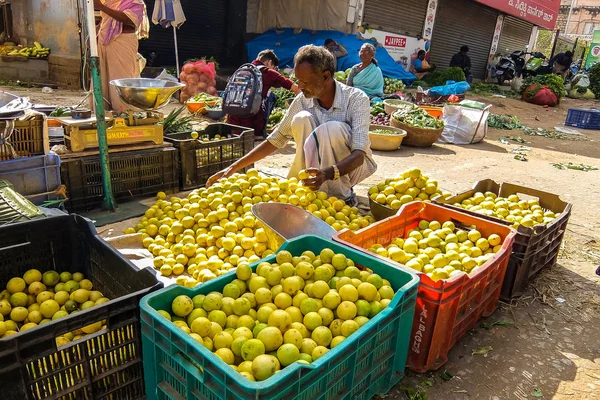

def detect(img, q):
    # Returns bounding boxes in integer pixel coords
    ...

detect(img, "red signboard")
[475,0,561,30]
[385,36,407,48]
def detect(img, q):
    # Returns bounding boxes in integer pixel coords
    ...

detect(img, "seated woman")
[412,50,435,80]
[346,43,384,98]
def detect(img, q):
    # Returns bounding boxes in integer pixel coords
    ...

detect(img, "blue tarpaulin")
[247,29,416,83]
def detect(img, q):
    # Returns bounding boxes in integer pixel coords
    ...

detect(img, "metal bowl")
[110,78,185,110]
[252,203,335,251]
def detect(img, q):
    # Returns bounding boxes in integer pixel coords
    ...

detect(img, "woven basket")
[390,118,444,147]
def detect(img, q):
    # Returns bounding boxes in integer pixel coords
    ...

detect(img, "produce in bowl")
[369,125,407,151]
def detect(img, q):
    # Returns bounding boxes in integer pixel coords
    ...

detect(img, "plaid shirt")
[267,81,373,158]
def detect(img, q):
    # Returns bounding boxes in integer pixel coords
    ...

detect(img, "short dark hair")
[324,39,335,46]
[565,51,573,57]
[460,45,469,53]
[294,45,336,76]
[418,50,426,56]
[257,49,280,67]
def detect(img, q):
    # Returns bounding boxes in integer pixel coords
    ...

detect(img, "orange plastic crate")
[333,202,516,372]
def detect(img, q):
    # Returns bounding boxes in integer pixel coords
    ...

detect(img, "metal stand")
[85,0,115,211]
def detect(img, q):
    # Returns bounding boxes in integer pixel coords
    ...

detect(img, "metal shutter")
[363,0,429,37]
[139,0,228,67]
[497,15,533,56]
[428,0,498,79]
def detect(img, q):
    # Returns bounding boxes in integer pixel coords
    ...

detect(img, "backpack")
[222,63,264,117]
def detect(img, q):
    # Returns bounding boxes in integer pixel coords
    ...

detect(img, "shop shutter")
[362,0,429,37]
[139,0,228,68]
[428,0,498,79]
[497,15,533,56]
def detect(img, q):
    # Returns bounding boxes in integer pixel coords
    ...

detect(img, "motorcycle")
[522,51,552,78]
[494,50,526,85]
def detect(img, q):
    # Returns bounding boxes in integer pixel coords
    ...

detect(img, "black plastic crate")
[565,108,600,129]
[435,180,572,300]
[164,123,254,190]
[0,214,162,399]
[60,147,179,213]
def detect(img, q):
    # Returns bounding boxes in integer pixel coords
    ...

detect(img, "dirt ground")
[2,85,599,400]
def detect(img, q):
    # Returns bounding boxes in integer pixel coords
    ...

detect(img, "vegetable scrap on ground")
[488,114,586,141]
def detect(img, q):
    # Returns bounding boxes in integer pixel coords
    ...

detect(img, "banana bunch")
[7,42,50,58]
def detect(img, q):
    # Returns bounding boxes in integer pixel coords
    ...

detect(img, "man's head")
[256,49,280,69]
[294,45,335,99]
[460,45,469,54]
[417,50,426,60]
[565,51,573,58]
[324,38,336,52]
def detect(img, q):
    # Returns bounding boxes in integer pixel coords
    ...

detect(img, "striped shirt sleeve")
[267,96,302,149]
[348,91,371,153]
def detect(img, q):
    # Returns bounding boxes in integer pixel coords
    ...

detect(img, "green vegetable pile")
[334,69,352,83]
[392,107,444,129]
[551,162,598,172]
[487,114,522,130]
[271,87,296,108]
[384,78,406,94]
[370,103,385,116]
[422,67,467,87]
[267,107,285,130]
[189,92,221,104]
[519,74,566,99]
[370,128,400,135]
[49,107,71,117]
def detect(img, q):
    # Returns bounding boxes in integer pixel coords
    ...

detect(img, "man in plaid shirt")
[207,45,377,206]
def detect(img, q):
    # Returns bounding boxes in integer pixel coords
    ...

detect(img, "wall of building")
[558,0,600,35]
[10,0,82,87]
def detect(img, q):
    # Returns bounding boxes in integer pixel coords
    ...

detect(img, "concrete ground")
[2,85,599,400]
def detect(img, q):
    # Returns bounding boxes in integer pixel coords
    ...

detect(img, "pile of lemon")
[368,167,452,210]
[127,169,374,287]
[449,191,558,229]
[0,269,110,343]
[159,248,394,382]
[368,219,504,282]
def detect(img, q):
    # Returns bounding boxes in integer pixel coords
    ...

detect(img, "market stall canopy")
[247,29,416,83]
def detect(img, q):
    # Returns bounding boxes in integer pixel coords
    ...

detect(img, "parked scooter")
[522,52,552,78]
[494,50,526,85]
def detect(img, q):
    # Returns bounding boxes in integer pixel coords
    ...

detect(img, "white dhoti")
[287,111,377,201]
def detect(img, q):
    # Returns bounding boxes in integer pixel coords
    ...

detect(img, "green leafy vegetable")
[588,62,600,96]
[440,67,466,82]
[519,74,566,99]
[267,107,285,129]
[488,114,522,130]
[271,87,296,108]
[371,128,399,135]
[392,107,444,129]
[551,162,598,171]
[161,106,193,134]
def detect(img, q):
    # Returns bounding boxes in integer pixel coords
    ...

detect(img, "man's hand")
[206,166,235,188]
[94,0,103,10]
[302,168,328,191]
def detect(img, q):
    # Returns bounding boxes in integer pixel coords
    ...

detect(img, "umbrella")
[152,0,186,77]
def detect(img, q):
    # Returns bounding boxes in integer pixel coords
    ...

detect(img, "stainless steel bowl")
[110,78,185,110]
[252,203,336,251]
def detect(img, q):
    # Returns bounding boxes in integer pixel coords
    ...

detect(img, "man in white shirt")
[206,45,377,206]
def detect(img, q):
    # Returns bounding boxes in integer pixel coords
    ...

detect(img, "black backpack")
[222,63,264,117]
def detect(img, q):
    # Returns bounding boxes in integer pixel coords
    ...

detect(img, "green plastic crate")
[141,235,419,400]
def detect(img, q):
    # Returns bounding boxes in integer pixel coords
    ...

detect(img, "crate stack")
[0,112,62,206]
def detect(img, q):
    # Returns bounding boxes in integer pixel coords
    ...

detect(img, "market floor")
[3,85,600,400]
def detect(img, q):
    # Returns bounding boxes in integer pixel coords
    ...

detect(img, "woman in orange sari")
[94,0,148,112]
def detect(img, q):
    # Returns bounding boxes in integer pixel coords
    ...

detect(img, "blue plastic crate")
[0,153,61,204]
[565,108,600,129]
[141,235,419,400]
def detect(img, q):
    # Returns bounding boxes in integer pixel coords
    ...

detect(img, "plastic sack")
[438,103,490,144]
[179,60,218,103]
[522,84,559,107]
[571,73,590,89]
[429,81,471,96]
